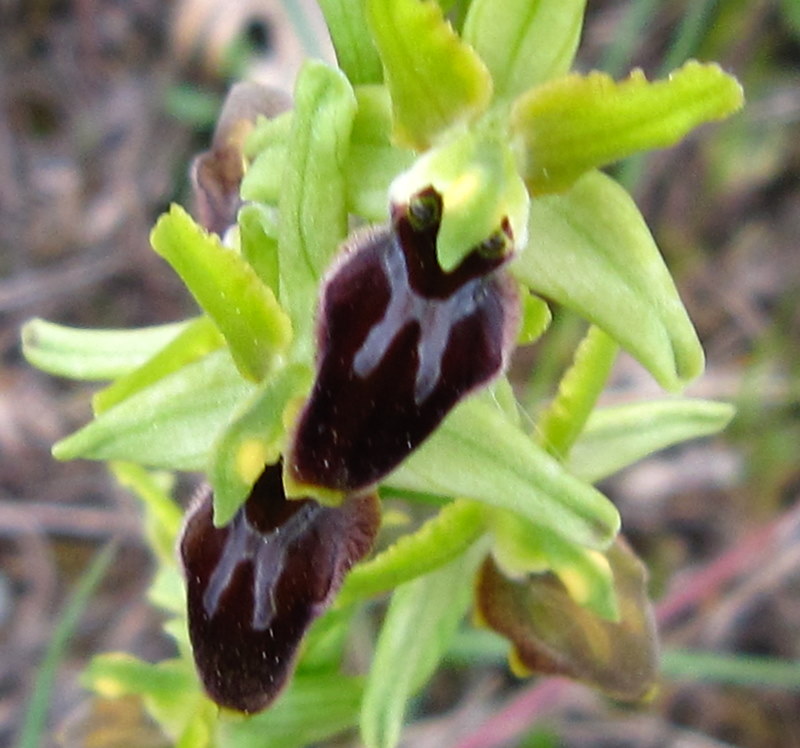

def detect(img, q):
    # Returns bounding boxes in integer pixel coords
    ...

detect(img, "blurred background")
[0,1,798,746]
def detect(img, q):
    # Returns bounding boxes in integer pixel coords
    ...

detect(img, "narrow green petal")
[387,395,620,550]
[569,398,735,483]
[337,499,487,607]
[365,0,492,149]
[512,170,704,390]
[512,61,744,193]
[150,204,292,382]
[21,318,187,381]
[463,0,586,101]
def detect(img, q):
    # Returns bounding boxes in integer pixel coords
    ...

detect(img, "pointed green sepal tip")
[511,60,745,194]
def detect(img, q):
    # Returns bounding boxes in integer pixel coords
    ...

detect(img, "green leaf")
[210,363,313,526]
[238,203,280,293]
[93,316,224,414]
[387,395,620,550]
[337,499,487,607]
[218,673,364,748]
[463,0,586,101]
[511,170,704,390]
[346,85,415,221]
[150,204,292,382]
[365,0,492,149]
[569,398,735,484]
[318,0,383,84]
[278,61,357,358]
[110,462,183,562]
[360,544,485,748]
[21,318,187,381]
[511,61,744,194]
[53,350,253,471]
[476,538,658,702]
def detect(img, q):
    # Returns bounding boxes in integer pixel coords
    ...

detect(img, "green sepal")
[52,350,253,471]
[511,60,744,194]
[21,318,187,381]
[278,61,357,358]
[569,398,735,484]
[318,0,383,85]
[463,0,586,101]
[511,170,704,390]
[489,510,618,621]
[93,316,224,414]
[387,394,620,550]
[210,363,313,527]
[150,204,292,382]
[365,0,492,149]
[237,203,280,294]
[360,542,485,748]
[389,129,529,271]
[337,499,487,607]
[346,85,415,221]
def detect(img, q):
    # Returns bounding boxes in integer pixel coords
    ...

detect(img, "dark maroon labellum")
[287,187,518,493]
[179,462,379,713]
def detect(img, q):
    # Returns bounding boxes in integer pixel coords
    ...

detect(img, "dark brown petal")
[191,82,291,234]
[287,190,519,494]
[475,538,659,702]
[179,462,379,713]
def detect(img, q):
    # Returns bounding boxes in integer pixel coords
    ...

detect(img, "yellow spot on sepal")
[235,438,272,486]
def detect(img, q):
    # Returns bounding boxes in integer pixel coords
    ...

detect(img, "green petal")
[512,170,704,390]
[239,112,292,207]
[387,395,620,550]
[237,203,280,294]
[318,0,383,84]
[210,363,313,527]
[569,398,735,484]
[337,499,487,607]
[93,316,224,414]
[150,204,292,382]
[512,61,744,194]
[360,543,485,748]
[278,61,357,359]
[365,0,492,149]
[53,350,253,471]
[21,318,187,381]
[463,0,586,101]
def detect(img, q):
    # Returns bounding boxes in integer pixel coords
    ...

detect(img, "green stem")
[537,325,619,460]
[662,650,800,690]
[17,543,117,748]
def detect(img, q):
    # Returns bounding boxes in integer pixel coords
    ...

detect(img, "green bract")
[21,1,744,746]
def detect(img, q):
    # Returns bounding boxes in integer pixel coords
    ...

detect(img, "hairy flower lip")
[286,187,519,497]
[180,461,379,713]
